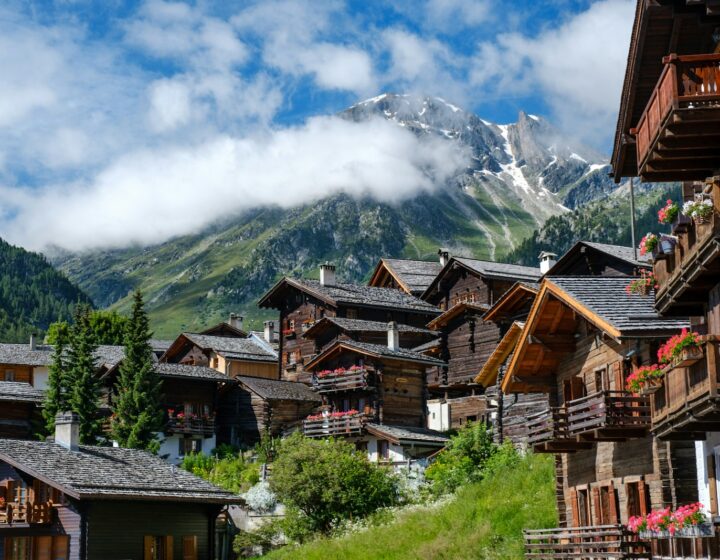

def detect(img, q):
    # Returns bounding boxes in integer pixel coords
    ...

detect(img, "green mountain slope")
[0,237,92,342]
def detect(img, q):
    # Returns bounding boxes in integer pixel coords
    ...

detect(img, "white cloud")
[1,117,469,251]
[425,0,491,31]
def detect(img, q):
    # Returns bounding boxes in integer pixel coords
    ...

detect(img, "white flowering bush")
[682,199,714,221]
[244,481,277,513]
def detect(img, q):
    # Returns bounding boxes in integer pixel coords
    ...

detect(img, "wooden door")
[182,536,197,560]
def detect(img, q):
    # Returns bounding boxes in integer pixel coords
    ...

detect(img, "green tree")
[66,305,102,444]
[110,291,163,452]
[41,325,70,436]
[269,432,398,535]
[47,310,128,346]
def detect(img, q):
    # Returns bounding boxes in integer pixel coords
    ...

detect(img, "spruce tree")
[42,325,69,436]
[111,291,163,452]
[66,305,102,444]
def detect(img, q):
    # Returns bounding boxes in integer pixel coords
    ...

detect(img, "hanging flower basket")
[626,271,658,296]
[639,377,663,396]
[658,199,679,225]
[639,233,659,258]
[682,199,714,225]
[674,345,704,368]
[657,330,702,366]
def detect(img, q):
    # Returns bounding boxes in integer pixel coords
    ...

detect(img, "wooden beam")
[528,334,576,353]
[511,375,554,390]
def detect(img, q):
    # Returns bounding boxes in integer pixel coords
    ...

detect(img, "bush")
[425,421,498,495]
[269,432,398,535]
[244,481,277,513]
[180,452,260,493]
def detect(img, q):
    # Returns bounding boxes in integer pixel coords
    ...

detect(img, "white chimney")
[320,264,336,286]
[438,248,450,267]
[228,313,244,331]
[264,320,275,343]
[29,333,36,351]
[387,321,399,351]
[539,251,558,274]
[55,412,80,451]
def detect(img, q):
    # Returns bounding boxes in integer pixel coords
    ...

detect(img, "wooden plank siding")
[0,366,32,384]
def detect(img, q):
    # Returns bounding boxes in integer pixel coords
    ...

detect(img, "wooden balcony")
[652,338,720,440]
[527,407,591,453]
[632,53,720,182]
[654,179,720,316]
[302,413,365,438]
[165,417,215,437]
[0,501,53,525]
[311,369,372,393]
[566,391,651,440]
[524,525,650,559]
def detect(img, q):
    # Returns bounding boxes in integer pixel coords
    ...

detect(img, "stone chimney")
[264,320,275,343]
[29,333,36,351]
[55,412,80,452]
[228,313,244,331]
[539,251,558,274]
[387,321,399,351]
[320,263,336,286]
[438,248,450,267]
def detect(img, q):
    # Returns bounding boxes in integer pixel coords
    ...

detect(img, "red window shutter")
[608,481,619,524]
[592,487,602,525]
[570,488,579,527]
[638,480,649,517]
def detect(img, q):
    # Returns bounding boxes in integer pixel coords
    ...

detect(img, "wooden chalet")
[200,313,248,338]
[367,257,443,296]
[300,327,449,464]
[0,382,44,440]
[504,276,698,559]
[0,339,53,391]
[161,332,277,380]
[547,242,652,277]
[0,413,237,560]
[257,264,440,383]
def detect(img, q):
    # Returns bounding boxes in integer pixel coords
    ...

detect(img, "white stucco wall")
[366,436,406,464]
[427,400,450,432]
[696,432,720,513]
[157,433,217,465]
[32,366,49,390]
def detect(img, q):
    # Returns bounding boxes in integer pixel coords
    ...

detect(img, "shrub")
[180,452,259,494]
[245,481,277,513]
[269,432,398,534]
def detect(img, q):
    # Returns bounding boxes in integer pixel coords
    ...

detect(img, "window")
[576,488,591,526]
[4,537,31,560]
[179,438,202,456]
[144,536,173,560]
[626,481,649,519]
[4,536,68,560]
[4,370,15,382]
[346,309,358,319]
[378,440,390,461]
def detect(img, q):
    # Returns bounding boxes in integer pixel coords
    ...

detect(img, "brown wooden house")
[258,264,440,383]
[503,276,697,558]
[0,340,54,392]
[0,413,237,560]
[547,242,652,277]
[367,257,442,296]
[0,382,44,440]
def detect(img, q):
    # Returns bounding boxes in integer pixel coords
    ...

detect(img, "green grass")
[263,453,557,560]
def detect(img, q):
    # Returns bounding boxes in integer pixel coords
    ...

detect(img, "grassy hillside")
[263,453,556,560]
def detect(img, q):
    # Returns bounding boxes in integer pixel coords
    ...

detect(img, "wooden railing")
[302,413,365,438]
[566,391,650,436]
[633,53,720,170]
[527,407,569,448]
[165,417,215,436]
[0,501,53,525]
[524,525,650,559]
[312,370,371,393]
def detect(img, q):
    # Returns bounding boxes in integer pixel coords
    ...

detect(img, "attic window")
[4,370,15,381]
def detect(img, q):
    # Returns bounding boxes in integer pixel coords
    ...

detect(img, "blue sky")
[0,0,634,250]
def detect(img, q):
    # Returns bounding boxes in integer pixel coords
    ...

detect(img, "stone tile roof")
[380,259,443,294]
[154,363,229,382]
[548,276,689,336]
[149,339,174,352]
[182,333,277,362]
[0,439,239,503]
[0,381,45,403]
[235,376,321,402]
[582,242,652,266]
[0,344,53,366]
[453,258,542,282]
[332,340,446,367]
[95,345,126,368]
[307,317,434,336]
[365,424,449,446]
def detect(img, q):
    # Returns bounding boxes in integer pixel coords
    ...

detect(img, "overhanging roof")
[474,321,525,387]
[368,258,442,296]
[483,282,538,324]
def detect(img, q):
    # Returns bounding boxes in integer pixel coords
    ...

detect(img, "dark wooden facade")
[547,242,651,277]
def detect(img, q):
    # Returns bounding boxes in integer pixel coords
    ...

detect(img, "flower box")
[639,377,663,396]
[674,346,704,368]
[639,524,714,539]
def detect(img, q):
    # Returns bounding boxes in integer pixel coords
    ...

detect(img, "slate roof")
[0,439,239,503]
[304,317,434,337]
[365,424,449,446]
[454,258,542,281]
[313,340,446,367]
[548,276,689,336]
[261,278,440,315]
[0,344,53,366]
[154,363,229,382]
[377,259,443,294]
[0,381,45,403]
[95,345,126,368]
[582,242,652,266]
[235,376,321,402]
[149,339,174,353]
[182,333,277,362]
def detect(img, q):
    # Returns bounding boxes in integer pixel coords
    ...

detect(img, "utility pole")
[630,176,638,261]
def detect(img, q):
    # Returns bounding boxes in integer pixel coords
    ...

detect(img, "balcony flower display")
[657,329,702,365]
[657,199,679,224]
[625,271,658,296]
[316,365,365,378]
[305,409,359,421]
[282,328,295,336]
[639,233,658,256]
[626,365,664,394]
[682,199,714,224]
[628,503,710,538]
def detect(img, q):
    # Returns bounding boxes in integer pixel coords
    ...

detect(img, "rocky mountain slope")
[52,94,623,337]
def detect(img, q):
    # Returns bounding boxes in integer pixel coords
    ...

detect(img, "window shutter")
[708,455,719,516]
[608,481,619,524]
[592,487,602,525]
[570,488,579,527]
[144,536,154,560]
[638,480,649,517]
[613,362,624,391]
[182,536,198,560]
[52,536,70,560]
[36,536,52,560]
[164,536,174,560]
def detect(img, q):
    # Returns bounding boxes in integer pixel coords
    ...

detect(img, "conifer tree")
[111,291,163,452]
[42,324,69,436]
[66,305,102,444]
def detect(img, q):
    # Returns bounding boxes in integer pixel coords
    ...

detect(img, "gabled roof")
[474,322,525,387]
[422,257,541,300]
[426,302,490,330]
[483,282,538,324]
[235,376,321,403]
[258,278,440,315]
[547,241,651,276]
[305,340,446,371]
[302,317,434,340]
[368,258,442,295]
[200,322,248,338]
[153,363,229,382]
[95,345,127,369]
[365,424,449,447]
[149,339,174,353]
[0,439,239,504]
[0,344,53,367]
[0,381,45,403]
[164,333,277,363]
